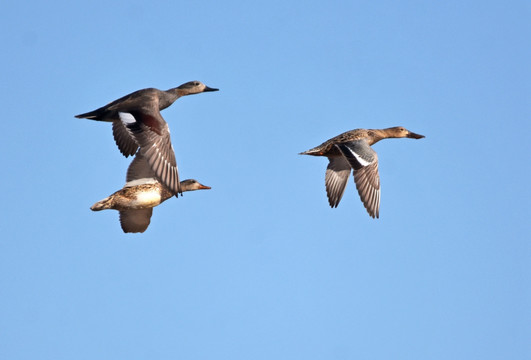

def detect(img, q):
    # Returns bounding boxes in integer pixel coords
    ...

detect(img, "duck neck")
[367,129,387,145]
[159,89,183,110]
[160,185,176,201]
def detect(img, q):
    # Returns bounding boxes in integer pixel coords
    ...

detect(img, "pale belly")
[112,189,163,210]
[130,190,163,208]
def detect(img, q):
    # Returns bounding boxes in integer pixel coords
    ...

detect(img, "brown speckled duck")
[76,81,218,196]
[300,126,424,218]
[91,154,210,233]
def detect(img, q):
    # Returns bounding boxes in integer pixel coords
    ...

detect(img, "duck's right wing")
[335,141,380,218]
[125,153,157,185]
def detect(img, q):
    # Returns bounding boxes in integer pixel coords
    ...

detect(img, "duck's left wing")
[119,209,153,233]
[325,156,352,208]
[336,141,381,218]
[112,117,139,157]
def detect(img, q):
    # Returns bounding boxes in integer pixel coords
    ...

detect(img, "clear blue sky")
[1,1,529,359]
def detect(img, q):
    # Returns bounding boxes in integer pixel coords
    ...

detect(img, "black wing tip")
[327,195,341,208]
[364,204,379,219]
[328,200,339,208]
[122,149,138,158]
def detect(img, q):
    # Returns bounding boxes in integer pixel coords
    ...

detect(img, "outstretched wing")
[336,141,381,218]
[118,111,181,195]
[112,118,139,157]
[325,156,351,208]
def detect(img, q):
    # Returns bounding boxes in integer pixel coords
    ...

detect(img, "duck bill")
[203,86,219,92]
[198,184,211,190]
[408,132,425,139]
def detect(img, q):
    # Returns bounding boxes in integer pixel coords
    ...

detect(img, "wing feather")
[122,112,181,195]
[353,163,381,218]
[336,141,381,218]
[112,118,139,157]
[325,156,351,208]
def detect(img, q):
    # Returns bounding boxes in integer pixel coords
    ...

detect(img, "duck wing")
[112,119,139,157]
[119,209,153,233]
[126,154,156,182]
[325,156,352,208]
[118,111,181,195]
[335,141,381,218]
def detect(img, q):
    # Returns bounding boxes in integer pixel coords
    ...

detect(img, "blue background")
[1,1,529,359]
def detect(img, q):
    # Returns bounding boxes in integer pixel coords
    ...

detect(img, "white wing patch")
[118,112,137,125]
[344,146,372,166]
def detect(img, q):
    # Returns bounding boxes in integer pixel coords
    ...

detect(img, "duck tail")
[75,108,105,120]
[299,147,321,156]
[90,196,113,211]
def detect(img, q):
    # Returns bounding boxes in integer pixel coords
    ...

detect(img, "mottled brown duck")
[91,154,210,233]
[300,126,424,218]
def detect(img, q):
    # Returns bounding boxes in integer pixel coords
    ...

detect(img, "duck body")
[90,182,174,211]
[75,81,218,122]
[75,88,174,122]
[76,81,218,195]
[300,126,424,218]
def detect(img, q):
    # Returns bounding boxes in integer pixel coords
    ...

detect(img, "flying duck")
[300,126,424,218]
[91,154,211,233]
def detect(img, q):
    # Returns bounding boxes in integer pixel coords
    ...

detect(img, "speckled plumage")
[90,183,175,212]
[300,126,425,218]
[91,154,211,233]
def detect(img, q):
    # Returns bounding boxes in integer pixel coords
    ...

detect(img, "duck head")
[180,179,212,192]
[176,81,219,95]
[385,126,425,139]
